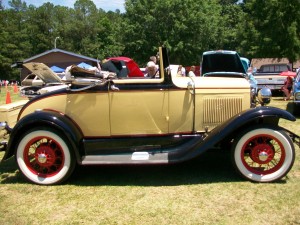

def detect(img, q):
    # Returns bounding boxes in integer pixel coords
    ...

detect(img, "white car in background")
[20,63,68,98]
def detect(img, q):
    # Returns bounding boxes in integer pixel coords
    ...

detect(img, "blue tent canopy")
[50,65,65,73]
[77,62,93,69]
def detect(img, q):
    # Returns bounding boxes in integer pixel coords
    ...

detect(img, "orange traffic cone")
[6,91,12,104]
[14,83,18,93]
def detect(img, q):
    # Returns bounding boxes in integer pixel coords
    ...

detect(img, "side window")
[262,66,270,72]
[27,74,36,79]
[279,65,287,72]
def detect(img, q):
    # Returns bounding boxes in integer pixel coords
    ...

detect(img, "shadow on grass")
[0,157,27,184]
[0,150,288,186]
[69,150,244,186]
[0,150,245,185]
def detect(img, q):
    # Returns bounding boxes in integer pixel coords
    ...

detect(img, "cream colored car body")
[20,72,250,137]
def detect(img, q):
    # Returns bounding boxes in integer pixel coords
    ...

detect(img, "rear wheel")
[232,125,295,182]
[16,128,75,185]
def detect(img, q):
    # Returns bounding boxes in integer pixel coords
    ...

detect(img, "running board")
[81,151,169,165]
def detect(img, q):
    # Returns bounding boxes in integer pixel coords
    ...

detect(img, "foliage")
[124,0,223,65]
[237,0,300,61]
[0,0,300,80]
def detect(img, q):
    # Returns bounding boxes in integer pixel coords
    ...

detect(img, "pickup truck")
[253,64,292,91]
[0,47,298,185]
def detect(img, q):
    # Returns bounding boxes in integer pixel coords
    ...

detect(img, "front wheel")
[232,125,295,182]
[16,128,76,185]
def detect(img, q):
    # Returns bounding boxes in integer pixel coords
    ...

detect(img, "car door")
[108,82,169,136]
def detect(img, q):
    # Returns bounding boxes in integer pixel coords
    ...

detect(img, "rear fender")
[2,110,83,162]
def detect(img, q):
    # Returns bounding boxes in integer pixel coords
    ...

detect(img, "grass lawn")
[0,89,299,225]
[0,86,26,105]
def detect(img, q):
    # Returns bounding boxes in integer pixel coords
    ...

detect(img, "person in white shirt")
[188,66,196,77]
[145,61,158,78]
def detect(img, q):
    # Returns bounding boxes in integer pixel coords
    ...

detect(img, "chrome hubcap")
[37,153,47,164]
[258,151,269,162]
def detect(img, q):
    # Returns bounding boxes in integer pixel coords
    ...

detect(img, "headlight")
[295,92,300,101]
[250,87,256,96]
[258,87,272,106]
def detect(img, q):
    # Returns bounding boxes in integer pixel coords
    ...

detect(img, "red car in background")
[103,57,144,78]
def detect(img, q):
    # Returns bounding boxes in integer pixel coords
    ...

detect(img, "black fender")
[2,110,84,162]
[169,106,296,162]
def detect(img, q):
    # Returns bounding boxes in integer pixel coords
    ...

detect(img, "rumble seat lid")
[23,62,63,84]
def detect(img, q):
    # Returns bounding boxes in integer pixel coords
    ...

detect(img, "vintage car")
[0,47,299,185]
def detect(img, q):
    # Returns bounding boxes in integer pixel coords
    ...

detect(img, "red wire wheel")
[232,126,295,182]
[240,134,285,175]
[16,129,75,185]
[23,136,65,178]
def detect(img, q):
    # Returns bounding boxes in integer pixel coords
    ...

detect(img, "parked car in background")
[287,69,300,115]
[21,73,44,87]
[103,57,144,78]
[20,63,66,98]
[253,63,293,91]
[0,47,298,185]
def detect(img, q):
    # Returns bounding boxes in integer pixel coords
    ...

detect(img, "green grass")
[0,86,26,105]
[0,91,299,225]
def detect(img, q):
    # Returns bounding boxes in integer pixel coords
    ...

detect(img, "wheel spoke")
[23,136,65,177]
[241,134,285,175]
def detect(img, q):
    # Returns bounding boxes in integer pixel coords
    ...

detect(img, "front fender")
[170,106,296,162]
[206,106,295,143]
[213,106,295,137]
[2,110,83,161]
[205,106,296,147]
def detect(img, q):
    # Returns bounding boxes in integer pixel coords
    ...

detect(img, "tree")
[0,0,30,80]
[219,3,244,51]
[123,0,223,66]
[237,0,300,62]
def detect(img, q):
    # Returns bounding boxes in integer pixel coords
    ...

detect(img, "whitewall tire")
[16,129,75,185]
[232,126,295,182]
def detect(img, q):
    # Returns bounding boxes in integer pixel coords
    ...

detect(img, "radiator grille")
[203,97,243,127]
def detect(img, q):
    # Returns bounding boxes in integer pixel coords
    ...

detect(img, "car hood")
[23,62,63,84]
[201,50,246,75]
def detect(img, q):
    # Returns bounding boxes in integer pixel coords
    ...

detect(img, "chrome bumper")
[0,122,12,152]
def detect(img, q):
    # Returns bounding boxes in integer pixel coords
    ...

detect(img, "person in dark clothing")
[282,76,293,101]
